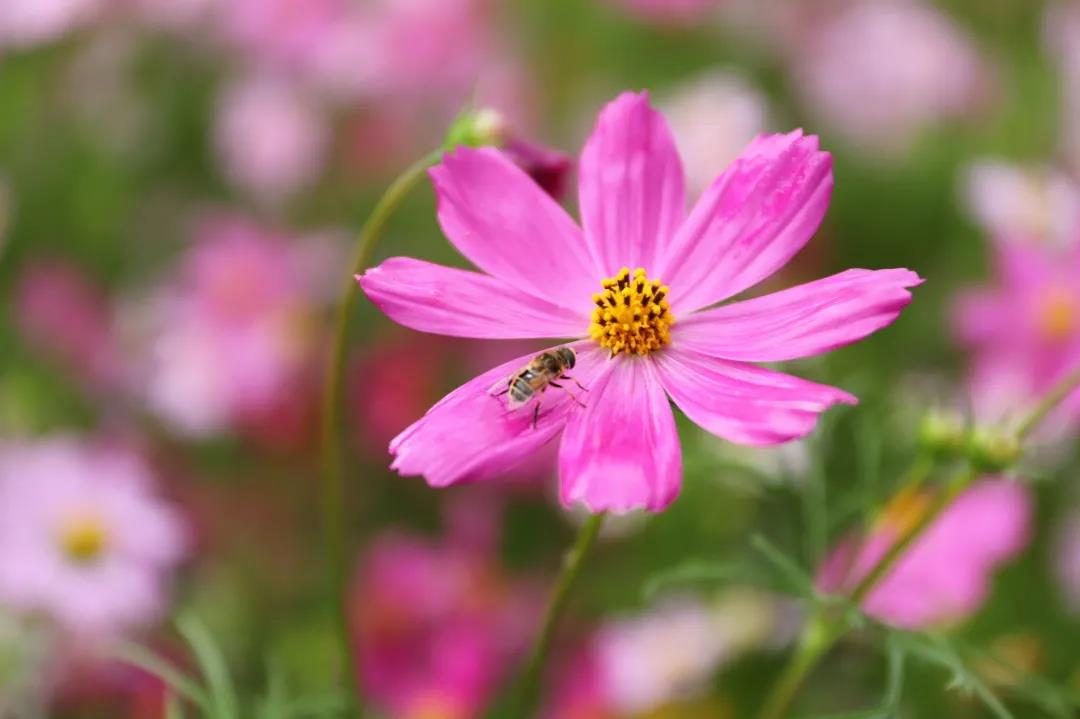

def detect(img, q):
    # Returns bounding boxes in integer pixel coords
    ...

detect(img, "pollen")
[589,267,674,357]
[1036,285,1077,342]
[58,513,108,564]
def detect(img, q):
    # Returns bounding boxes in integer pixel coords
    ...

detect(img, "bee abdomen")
[509,375,534,406]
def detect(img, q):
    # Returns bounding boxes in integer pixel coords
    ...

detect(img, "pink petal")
[430,147,598,311]
[390,343,612,488]
[654,348,856,446]
[558,358,681,513]
[578,91,686,275]
[673,268,922,362]
[357,257,588,339]
[658,131,833,315]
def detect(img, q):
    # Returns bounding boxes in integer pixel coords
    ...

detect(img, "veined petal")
[654,348,856,446]
[430,147,598,311]
[358,257,588,339]
[578,91,687,275]
[558,358,681,513]
[674,269,922,362]
[390,343,611,488]
[658,131,833,315]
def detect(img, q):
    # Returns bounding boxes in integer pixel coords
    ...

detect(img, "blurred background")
[3,0,1080,717]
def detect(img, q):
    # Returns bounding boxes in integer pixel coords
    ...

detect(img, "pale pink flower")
[818,480,1032,629]
[792,0,988,156]
[214,75,327,201]
[358,91,921,513]
[140,216,335,438]
[952,242,1080,426]
[661,70,769,198]
[962,160,1080,250]
[604,0,721,25]
[348,529,536,719]
[0,439,186,636]
[0,0,103,48]
[1046,4,1080,175]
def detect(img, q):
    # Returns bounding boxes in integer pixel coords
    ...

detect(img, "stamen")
[588,267,674,357]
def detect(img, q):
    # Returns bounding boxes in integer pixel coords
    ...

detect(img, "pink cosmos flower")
[358,91,921,513]
[962,160,1080,251]
[214,75,328,202]
[0,438,187,637]
[12,261,125,394]
[0,0,103,48]
[349,528,536,719]
[818,480,1031,629]
[791,0,989,156]
[952,242,1080,427]
[139,215,337,439]
[1045,3,1080,174]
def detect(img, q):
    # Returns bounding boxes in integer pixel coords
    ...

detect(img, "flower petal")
[357,257,588,339]
[658,131,833,315]
[558,358,681,513]
[674,269,922,362]
[654,348,856,446]
[578,91,686,276]
[390,343,611,488]
[430,147,598,310]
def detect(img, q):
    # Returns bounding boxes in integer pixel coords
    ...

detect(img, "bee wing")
[487,374,513,396]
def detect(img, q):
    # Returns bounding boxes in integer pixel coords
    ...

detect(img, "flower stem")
[758,610,839,719]
[1015,363,1080,440]
[507,512,606,717]
[756,362,1080,719]
[319,150,442,714]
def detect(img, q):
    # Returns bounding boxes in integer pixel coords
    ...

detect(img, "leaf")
[111,640,210,711]
[176,613,240,719]
[883,634,906,712]
[642,557,785,600]
[751,534,820,599]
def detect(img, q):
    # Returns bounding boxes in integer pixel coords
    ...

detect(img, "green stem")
[319,150,442,715]
[757,610,839,719]
[508,512,606,717]
[1015,363,1080,440]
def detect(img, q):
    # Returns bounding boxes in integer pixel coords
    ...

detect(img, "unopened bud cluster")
[917,411,1022,472]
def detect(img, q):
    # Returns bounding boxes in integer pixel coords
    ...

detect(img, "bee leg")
[561,375,589,392]
[531,402,542,429]
[490,387,510,397]
[550,382,586,408]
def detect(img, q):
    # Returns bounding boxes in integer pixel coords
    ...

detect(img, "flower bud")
[967,427,1022,473]
[917,409,967,459]
[444,107,507,150]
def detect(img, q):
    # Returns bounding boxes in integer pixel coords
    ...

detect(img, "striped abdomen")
[508,370,538,408]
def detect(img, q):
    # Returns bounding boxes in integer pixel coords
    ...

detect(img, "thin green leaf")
[883,634,906,712]
[642,557,786,600]
[953,637,1076,719]
[111,641,209,710]
[750,534,819,599]
[176,613,240,719]
[891,632,1014,719]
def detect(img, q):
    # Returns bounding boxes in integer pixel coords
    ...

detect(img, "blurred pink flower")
[358,91,920,513]
[1055,506,1080,613]
[12,262,125,393]
[215,75,328,202]
[0,0,103,48]
[962,160,1080,250]
[1046,4,1080,175]
[139,215,337,439]
[0,438,186,637]
[818,480,1031,629]
[349,529,535,719]
[604,0,720,25]
[661,70,770,198]
[792,0,988,156]
[952,242,1080,426]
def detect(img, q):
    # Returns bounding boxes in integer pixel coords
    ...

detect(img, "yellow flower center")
[1036,285,1077,342]
[876,485,931,537]
[589,267,674,357]
[58,513,108,564]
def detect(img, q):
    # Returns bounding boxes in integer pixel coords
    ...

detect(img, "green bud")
[917,409,967,459]
[444,107,507,150]
[967,427,1022,472]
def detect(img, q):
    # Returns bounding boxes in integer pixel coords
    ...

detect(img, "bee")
[491,347,587,427]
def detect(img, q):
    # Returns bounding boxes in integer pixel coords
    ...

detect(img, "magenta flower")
[817,480,1031,629]
[0,438,187,636]
[359,92,921,513]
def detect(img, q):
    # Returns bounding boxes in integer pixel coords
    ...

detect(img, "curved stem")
[757,610,838,719]
[508,512,606,717]
[319,150,442,715]
[1015,363,1080,440]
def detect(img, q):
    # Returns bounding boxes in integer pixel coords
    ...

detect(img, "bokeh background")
[3,0,1080,717]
